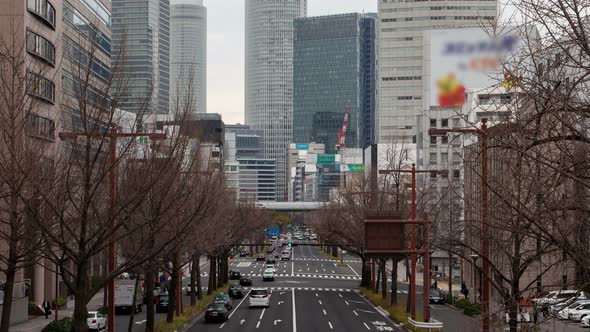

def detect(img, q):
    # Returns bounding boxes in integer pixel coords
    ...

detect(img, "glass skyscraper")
[245,0,307,202]
[293,13,377,154]
[112,0,170,114]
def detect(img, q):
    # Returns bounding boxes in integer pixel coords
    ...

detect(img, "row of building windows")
[397,96,422,100]
[382,76,422,81]
[26,30,55,66]
[63,3,112,56]
[27,72,55,104]
[27,0,56,28]
[382,16,496,22]
[26,114,55,140]
[80,0,111,26]
[65,38,111,81]
[382,5,496,11]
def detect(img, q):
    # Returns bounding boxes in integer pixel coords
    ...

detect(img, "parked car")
[256,255,266,262]
[581,315,590,327]
[546,290,579,306]
[228,284,244,299]
[87,311,107,331]
[429,288,444,304]
[213,293,233,310]
[240,275,253,286]
[569,303,590,321]
[155,293,169,313]
[262,268,275,281]
[204,303,229,323]
[229,270,242,280]
[249,288,270,307]
[558,301,590,319]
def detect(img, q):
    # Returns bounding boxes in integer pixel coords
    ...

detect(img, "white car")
[581,315,590,327]
[87,311,107,331]
[262,268,275,281]
[546,290,579,306]
[559,301,590,319]
[249,288,270,307]
[265,264,276,272]
[568,303,590,321]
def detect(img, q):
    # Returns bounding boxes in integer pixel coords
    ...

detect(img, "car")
[185,283,197,296]
[204,303,229,323]
[87,311,107,331]
[155,293,169,313]
[581,315,590,327]
[228,283,245,299]
[240,275,253,286]
[274,252,280,259]
[249,288,270,307]
[262,268,275,281]
[256,254,266,261]
[266,257,276,264]
[229,270,242,280]
[429,288,444,304]
[265,264,276,272]
[213,293,233,310]
[545,290,579,306]
[266,247,274,253]
[239,251,248,257]
[558,301,590,319]
[568,303,590,321]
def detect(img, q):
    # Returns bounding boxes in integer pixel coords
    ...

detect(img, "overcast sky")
[205,0,378,125]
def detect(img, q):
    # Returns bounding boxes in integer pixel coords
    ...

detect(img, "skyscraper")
[170,0,206,114]
[376,1,497,143]
[293,13,376,154]
[112,0,170,115]
[245,0,307,201]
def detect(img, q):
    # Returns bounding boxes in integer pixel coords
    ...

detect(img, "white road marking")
[292,289,297,332]
[338,294,343,298]
[345,300,349,306]
[363,322,370,330]
[353,310,358,316]
[328,321,334,329]
[256,321,261,328]
[135,320,146,325]
[315,293,318,297]
[240,319,246,325]
[318,300,322,305]
[228,295,248,319]
[348,264,360,277]
[219,322,226,328]
[356,309,376,314]
[323,309,327,315]
[348,300,365,304]
[274,319,282,325]
[259,308,266,320]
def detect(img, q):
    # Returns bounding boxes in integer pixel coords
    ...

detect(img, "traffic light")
[264,228,268,232]
[288,242,292,247]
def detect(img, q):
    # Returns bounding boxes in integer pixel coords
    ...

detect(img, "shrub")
[29,302,44,315]
[52,297,66,308]
[97,306,107,315]
[41,317,73,332]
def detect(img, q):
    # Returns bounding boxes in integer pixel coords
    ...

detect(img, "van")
[249,288,270,307]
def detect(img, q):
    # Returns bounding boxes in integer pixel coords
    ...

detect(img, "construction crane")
[335,105,350,153]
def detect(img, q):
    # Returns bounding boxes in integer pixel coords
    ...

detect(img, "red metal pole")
[481,119,490,332]
[108,130,117,332]
[423,214,430,322]
[410,164,416,320]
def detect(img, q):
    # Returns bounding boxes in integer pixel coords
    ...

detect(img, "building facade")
[293,13,377,154]
[287,143,325,202]
[170,0,206,114]
[376,0,497,143]
[245,0,307,201]
[112,0,170,114]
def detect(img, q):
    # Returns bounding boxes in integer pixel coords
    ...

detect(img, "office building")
[376,0,497,143]
[112,0,170,114]
[293,13,377,153]
[170,0,206,114]
[287,143,325,202]
[245,0,307,201]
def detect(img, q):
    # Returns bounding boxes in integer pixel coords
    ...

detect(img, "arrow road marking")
[274,319,282,325]
[135,320,146,325]
[278,301,284,305]
[240,319,246,325]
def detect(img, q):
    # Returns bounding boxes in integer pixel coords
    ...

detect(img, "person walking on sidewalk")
[42,299,51,319]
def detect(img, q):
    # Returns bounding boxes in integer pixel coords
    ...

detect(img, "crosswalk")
[185,286,412,294]
[198,273,361,280]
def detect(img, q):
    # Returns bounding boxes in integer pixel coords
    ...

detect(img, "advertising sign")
[317,154,336,164]
[295,143,309,150]
[429,28,520,107]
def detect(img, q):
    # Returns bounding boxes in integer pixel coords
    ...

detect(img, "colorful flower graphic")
[437,74,466,106]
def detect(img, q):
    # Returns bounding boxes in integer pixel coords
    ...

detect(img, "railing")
[408,318,444,331]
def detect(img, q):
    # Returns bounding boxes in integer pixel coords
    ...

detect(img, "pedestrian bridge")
[255,201,328,211]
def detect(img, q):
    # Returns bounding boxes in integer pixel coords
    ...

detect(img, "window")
[430,172,437,179]
[452,119,461,128]
[27,0,56,28]
[430,119,437,128]
[26,114,55,140]
[453,170,461,178]
[441,119,448,127]
[429,153,437,164]
[27,72,55,103]
[26,30,55,66]
[441,152,448,162]
[81,0,111,26]
[442,136,448,144]
[430,136,437,146]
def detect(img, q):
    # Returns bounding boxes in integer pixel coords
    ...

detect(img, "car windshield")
[159,295,169,303]
[251,289,268,296]
[210,303,225,310]
[87,313,96,318]
[215,294,227,300]
[431,290,441,297]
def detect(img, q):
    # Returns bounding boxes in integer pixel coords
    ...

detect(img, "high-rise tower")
[170,0,206,114]
[245,0,307,201]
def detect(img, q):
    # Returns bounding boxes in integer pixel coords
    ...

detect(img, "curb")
[178,311,206,332]
[356,290,410,332]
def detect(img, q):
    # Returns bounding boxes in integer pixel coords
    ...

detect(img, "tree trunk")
[391,260,398,305]
[145,268,155,332]
[331,246,338,258]
[0,243,18,332]
[381,259,387,299]
[190,255,197,306]
[127,277,140,332]
[360,256,371,288]
[72,259,90,332]
[406,269,412,314]
[207,256,216,295]
[196,258,203,300]
[166,257,179,323]
[374,264,381,294]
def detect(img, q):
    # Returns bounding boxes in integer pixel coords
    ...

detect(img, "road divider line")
[318,300,322,305]
[328,321,333,329]
[256,321,261,328]
[219,322,226,329]
[259,308,266,320]
[345,300,349,306]
[353,310,358,316]
[292,289,297,332]
[363,322,370,330]
[227,295,248,319]
[348,264,360,277]
[323,309,327,316]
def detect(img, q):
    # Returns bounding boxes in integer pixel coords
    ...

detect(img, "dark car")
[266,257,276,264]
[266,247,274,253]
[229,270,241,280]
[256,255,266,262]
[429,289,445,304]
[239,276,253,287]
[228,284,244,299]
[155,293,169,313]
[239,251,248,257]
[274,252,280,259]
[204,303,229,323]
[213,293,233,310]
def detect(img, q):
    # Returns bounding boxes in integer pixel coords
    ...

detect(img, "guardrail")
[408,318,443,331]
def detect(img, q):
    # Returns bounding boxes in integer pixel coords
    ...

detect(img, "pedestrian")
[42,299,51,319]
[533,303,539,324]
[432,280,438,289]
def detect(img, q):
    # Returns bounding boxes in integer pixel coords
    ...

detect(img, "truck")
[115,280,143,314]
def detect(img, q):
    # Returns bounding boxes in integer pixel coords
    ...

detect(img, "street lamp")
[59,128,166,332]
[429,118,490,332]
[469,254,479,304]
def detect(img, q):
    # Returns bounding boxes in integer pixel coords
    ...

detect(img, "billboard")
[429,28,520,107]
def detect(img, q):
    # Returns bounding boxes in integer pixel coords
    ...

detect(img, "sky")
[205,0,378,125]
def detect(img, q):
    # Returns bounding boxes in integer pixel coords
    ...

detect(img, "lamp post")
[469,254,479,304]
[379,164,448,322]
[429,118,489,331]
[59,128,166,332]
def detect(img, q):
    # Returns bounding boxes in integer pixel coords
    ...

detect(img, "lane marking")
[315,293,319,297]
[292,289,297,332]
[353,310,358,316]
[219,322,226,328]
[356,309,376,314]
[338,294,343,298]
[328,321,334,329]
[256,321,261,328]
[363,322,370,330]
[345,300,349,306]
[291,261,294,277]
[259,308,266,320]
[348,264,360,277]
[318,300,322,305]
[323,309,327,315]
[227,295,248,319]
[348,300,364,304]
